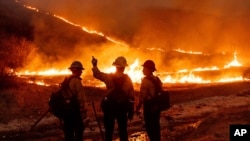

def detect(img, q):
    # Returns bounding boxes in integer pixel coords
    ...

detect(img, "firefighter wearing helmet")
[136,59,163,141]
[142,60,156,72]
[91,56,135,141]
[61,60,87,141]
[69,60,85,70]
[112,56,128,67]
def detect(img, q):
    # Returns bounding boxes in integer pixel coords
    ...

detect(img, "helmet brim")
[112,62,128,67]
[69,67,84,70]
[142,65,156,71]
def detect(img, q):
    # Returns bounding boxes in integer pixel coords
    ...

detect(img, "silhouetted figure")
[136,60,162,141]
[92,56,135,141]
[62,61,87,141]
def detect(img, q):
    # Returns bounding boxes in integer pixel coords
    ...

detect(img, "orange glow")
[16,69,71,76]
[19,2,128,47]
[23,5,39,12]
[95,59,143,83]
[15,1,247,86]
[54,15,128,47]
[162,72,211,83]
[17,55,245,86]
[224,52,242,68]
[174,48,204,55]
[27,80,50,86]
[217,77,243,82]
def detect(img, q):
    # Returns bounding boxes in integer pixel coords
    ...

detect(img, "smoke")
[19,0,250,72]
[22,1,250,44]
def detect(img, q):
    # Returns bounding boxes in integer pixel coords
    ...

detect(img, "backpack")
[101,74,133,113]
[48,76,79,119]
[146,76,171,111]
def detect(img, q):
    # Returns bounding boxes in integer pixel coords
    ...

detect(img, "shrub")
[0,35,37,88]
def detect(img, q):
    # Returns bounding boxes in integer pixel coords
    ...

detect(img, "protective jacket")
[92,66,135,141]
[139,75,162,103]
[63,76,86,112]
[92,66,134,100]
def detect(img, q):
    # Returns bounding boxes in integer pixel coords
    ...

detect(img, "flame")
[161,52,244,83]
[16,69,71,76]
[163,72,211,83]
[174,48,204,55]
[17,55,245,86]
[23,5,39,12]
[217,76,243,82]
[101,59,143,83]
[27,80,49,86]
[54,15,127,47]
[224,52,242,68]
[146,48,165,52]
[14,1,247,86]
[16,0,128,48]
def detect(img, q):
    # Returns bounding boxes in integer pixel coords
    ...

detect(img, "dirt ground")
[0,80,250,141]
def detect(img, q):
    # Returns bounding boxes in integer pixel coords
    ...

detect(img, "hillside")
[1,1,250,140]
[1,0,246,72]
[0,0,109,58]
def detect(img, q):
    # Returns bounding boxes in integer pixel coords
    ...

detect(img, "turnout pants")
[62,110,84,141]
[143,104,161,141]
[103,111,128,141]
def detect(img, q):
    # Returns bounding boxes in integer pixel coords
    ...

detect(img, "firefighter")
[135,60,162,141]
[62,61,87,141]
[91,56,135,141]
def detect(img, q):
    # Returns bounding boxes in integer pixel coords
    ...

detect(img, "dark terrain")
[0,1,250,140]
[0,79,250,141]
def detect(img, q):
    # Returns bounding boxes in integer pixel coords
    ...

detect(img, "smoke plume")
[19,0,250,72]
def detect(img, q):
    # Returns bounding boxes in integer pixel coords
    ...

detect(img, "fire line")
[15,0,128,48]
[14,0,249,86]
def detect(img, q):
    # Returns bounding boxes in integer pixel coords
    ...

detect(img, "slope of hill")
[0,0,109,58]
[0,0,34,40]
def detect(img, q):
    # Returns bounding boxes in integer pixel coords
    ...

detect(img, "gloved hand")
[92,56,98,67]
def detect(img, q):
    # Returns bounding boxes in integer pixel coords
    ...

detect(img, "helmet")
[69,61,84,70]
[112,56,128,67]
[142,60,156,71]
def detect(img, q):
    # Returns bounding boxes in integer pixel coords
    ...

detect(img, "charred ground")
[0,78,249,141]
[1,1,250,140]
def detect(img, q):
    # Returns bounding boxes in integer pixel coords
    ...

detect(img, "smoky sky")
[20,0,250,68]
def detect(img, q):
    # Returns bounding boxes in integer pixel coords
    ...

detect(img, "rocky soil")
[0,80,250,141]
